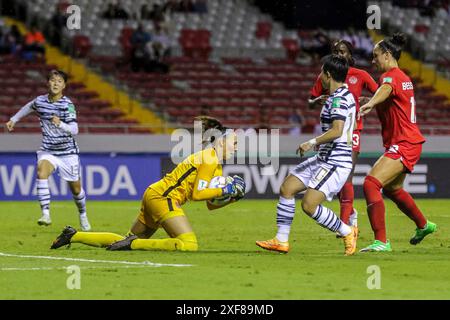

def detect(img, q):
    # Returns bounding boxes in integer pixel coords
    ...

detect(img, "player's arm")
[308,76,329,109]
[6,100,35,132]
[359,71,379,104]
[191,163,227,201]
[308,95,329,109]
[51,102,79,135]
[51,116,79,135]
[297,119,345,157]
[358,84,393,119]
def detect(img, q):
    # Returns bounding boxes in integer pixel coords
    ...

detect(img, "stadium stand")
[4,0,450,134]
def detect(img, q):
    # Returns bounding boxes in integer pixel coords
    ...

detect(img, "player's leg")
[108,192,198,251]
[51,194,157,249]
[59,154,91,231]
[338,150,358,226]
[360,156,404,252]
[255,174,307,253]
[128,215,197,251]
[68,179,91,231]
[36,159,55,226]
[51,225,126,249]
[302,188,357,255]
[383,174,436,245]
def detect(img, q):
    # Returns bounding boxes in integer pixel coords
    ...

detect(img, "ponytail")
[378,32,407,60]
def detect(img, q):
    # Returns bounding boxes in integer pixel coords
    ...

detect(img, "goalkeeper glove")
[221,179,238,197]
[232,175,246,200]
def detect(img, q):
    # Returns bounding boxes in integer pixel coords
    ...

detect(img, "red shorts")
[384,142,423,173]
[352,130,361,153]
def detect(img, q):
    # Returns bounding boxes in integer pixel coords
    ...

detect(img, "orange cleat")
[343,226,358,256]
[255,238,289,254]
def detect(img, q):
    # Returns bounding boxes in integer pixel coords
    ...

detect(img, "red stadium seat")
[73,35,92,58]
[255,22,272,40]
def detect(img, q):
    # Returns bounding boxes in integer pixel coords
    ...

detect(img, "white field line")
[0,265,165,271]
[0,252,194,268]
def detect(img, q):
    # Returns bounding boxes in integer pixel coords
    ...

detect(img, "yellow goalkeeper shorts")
[137,188,185,229]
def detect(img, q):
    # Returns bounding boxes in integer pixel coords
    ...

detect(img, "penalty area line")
[0,252,194,268]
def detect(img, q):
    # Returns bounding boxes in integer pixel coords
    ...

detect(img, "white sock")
[73,189,87,216]
[312,205,351,236]
[37,179,50,216]
[275,196,296,242]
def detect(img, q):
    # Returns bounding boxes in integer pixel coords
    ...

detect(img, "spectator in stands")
[302,29,331,63]
[102,1,129,20]
[150,24,171,58]
[50,3,69,47]
[0,24,22,55]
[177,0,195,12]
[23,25,46,60]
[288,109,304,136]
[130,24,151,72]
[358,32,374,60]
[193,0,209,14]
[163,0,180,14]
[148,4,165,24]
[143,40,170,74]
[141,4,152,20]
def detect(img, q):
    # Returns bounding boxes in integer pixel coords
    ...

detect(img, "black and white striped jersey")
[31,94,79,156]
[318,85,356,169]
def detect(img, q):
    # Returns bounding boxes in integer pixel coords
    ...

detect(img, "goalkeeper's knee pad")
[176,232,198,251]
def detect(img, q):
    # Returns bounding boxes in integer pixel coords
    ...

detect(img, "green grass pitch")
[0,199,449,300]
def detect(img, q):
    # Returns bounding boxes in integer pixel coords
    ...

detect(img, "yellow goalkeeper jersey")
[149,148,223,205]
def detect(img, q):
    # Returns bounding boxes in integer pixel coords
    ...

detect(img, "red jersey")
[376,67,425,148]
[310,66,378,131]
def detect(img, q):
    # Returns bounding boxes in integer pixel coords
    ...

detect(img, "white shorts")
[290,155,351,201]
[37,151,81,182]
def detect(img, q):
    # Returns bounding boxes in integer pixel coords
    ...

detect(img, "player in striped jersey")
[5,70,91,231]
[309,40,378,231]
[256,55,358,256]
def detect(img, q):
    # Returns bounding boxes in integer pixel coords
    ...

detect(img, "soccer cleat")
[37,215,52,226]
[255,238,289,253]
[359,240,392,252]
[106,235,138,251]
[79,215,91,232]
[410,221,437,245]
[342,226,358,256]
[51,226,77,249]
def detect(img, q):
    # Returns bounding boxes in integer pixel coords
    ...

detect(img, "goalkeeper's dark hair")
[321,54,349,83]
[195,116,227,144]
[378,32,407,61]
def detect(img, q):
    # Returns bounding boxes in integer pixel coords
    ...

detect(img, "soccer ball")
[208,175,233,206]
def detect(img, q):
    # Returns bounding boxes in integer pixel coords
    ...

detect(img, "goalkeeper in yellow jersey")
[50,117,245,251]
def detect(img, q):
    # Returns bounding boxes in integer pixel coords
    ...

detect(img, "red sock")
[363,176,387,243]
[383,188,427,229]
[339,182,354,224]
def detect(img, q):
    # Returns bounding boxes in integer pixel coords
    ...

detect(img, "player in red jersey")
[358,33,437,252]
[309,40,378,229]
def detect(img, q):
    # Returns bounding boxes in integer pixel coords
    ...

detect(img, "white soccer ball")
[208,176,233,206]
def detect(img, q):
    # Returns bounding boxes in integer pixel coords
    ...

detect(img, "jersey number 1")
[410,97,416,124]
